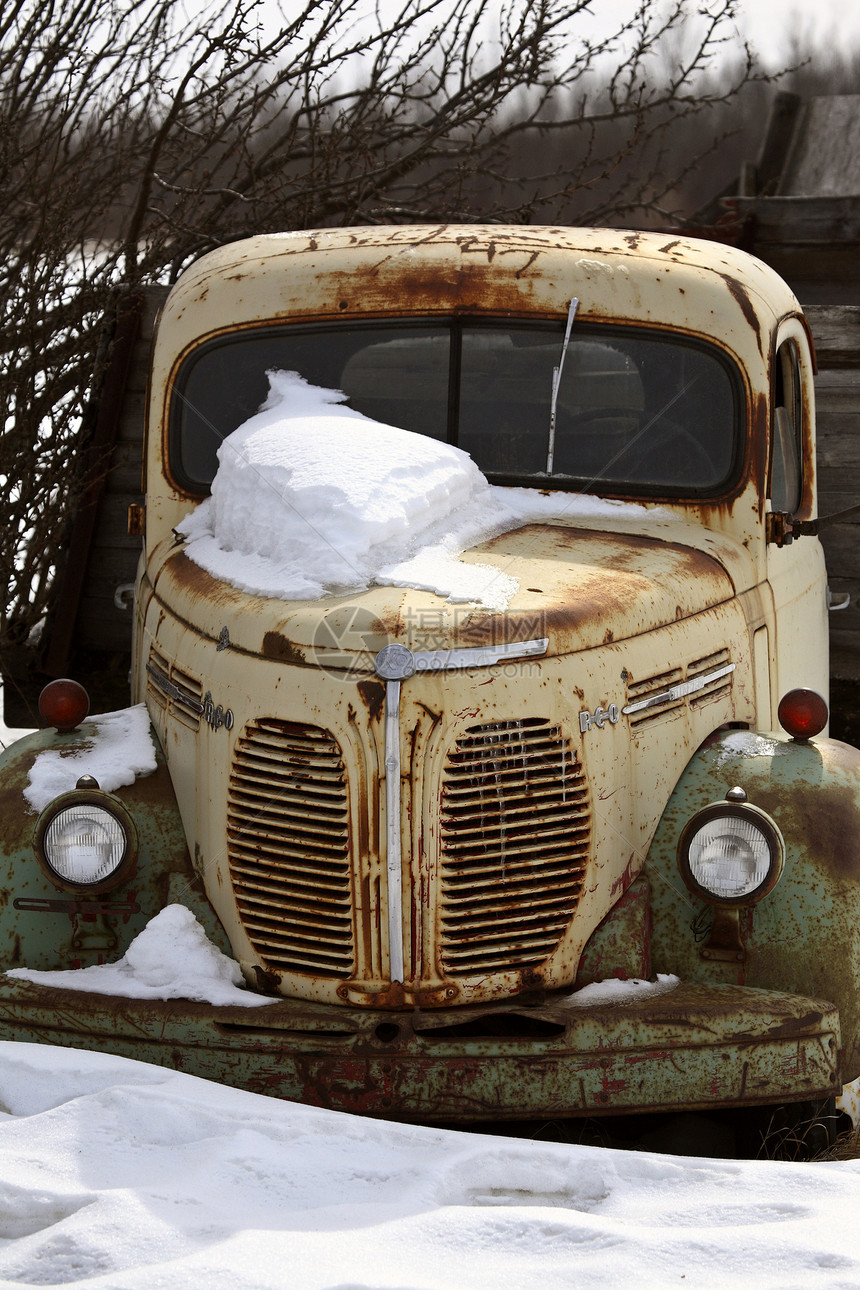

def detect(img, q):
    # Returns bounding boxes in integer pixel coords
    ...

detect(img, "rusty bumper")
[0,978,839,1121]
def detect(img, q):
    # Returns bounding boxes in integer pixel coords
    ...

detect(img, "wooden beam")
[42,292,144,679]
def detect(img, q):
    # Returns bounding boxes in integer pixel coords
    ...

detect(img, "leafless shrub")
[0,0,774,671]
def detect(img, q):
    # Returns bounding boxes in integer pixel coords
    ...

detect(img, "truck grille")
[438,718,590,976]
[227,719,355,978]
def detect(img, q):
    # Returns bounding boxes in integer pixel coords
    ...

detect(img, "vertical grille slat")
[228,719,355,978]
[439,718,589,977]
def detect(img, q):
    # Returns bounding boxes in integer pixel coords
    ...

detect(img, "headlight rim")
[33,787,139,895]
[677,799,784,907]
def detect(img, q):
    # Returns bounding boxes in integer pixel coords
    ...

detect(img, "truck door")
[765,323,829,715]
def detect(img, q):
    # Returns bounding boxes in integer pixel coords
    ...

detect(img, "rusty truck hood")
[150,522,738,667]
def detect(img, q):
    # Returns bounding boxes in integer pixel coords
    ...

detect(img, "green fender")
[0,720,230,971]
[647,727,860,1080]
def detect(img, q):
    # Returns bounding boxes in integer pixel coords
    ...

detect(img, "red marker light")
[38,679,90,732]
[777,688,828,741]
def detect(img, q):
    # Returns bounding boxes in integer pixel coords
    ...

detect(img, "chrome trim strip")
[412,637,549,672]
[145,662,204,714]
[376,636,549,984]
[621,663,735,716]
[383,677,405,983]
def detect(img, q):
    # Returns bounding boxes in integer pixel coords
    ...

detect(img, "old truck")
[1,224,859,1150]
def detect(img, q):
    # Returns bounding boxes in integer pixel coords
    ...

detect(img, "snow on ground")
[2,911,860,1288]
[178,371,662,611]
[0,1040,858,1290]
[23,704,156,813]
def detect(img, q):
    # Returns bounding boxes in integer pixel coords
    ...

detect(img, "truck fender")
[0,718,230,971]
[647,727,860,1080]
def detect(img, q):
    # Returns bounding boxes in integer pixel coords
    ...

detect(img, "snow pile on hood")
[178,371,660,611]
[7,905,273,1008]
[24,704,156,813]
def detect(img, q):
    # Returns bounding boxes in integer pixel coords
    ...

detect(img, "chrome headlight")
[677,789,784,906]
[34,778,138,894]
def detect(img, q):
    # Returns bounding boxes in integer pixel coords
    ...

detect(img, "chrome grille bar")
[375,637,549,984]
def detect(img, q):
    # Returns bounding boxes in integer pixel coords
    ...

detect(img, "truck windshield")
[169,319,741,498]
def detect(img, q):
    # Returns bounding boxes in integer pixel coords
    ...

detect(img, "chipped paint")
[0,976,839,1120]
[0,222,849,1126]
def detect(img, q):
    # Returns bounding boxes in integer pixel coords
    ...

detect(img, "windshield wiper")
[545,297,579,475]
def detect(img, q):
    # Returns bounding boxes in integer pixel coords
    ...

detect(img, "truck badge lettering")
[202,691,234,731]
[580,704,620,733]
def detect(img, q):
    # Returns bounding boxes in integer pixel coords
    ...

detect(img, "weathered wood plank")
[75,596,136,651]
[818,525,860,562]
[778,97,860,198]
[807,304,860,675]
[90,498,146,550]
[831,628,860,680]
[732,194,860,239]
[807,307,860,368]
[117,390,147,436]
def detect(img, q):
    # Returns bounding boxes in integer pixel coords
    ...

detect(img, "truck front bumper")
[0,978,839,1120]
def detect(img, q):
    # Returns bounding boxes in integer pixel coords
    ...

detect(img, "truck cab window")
[169,320,741,500]
[770,339,804,514]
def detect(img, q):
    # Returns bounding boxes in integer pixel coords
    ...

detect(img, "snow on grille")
[227,719,355,978]
[439,718,590,977]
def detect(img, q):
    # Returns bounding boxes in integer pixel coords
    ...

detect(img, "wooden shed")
[698,92,860,739]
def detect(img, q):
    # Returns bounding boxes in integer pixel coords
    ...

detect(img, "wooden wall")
[806,306,860,690]
[71,289,163,658]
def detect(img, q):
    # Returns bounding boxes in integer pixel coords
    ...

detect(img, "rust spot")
[357,680,385,722]
[261,632,306,665]
[452,526,733,654]
[719,272,762,353]
[751,389,768,504]
[774,780,860,882]
[343,980,461,1009]
[252,965,282,994]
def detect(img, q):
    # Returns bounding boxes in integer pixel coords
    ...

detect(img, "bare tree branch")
[0,0,781,665]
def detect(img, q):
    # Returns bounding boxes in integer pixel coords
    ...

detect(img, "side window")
[771,339,803,514]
